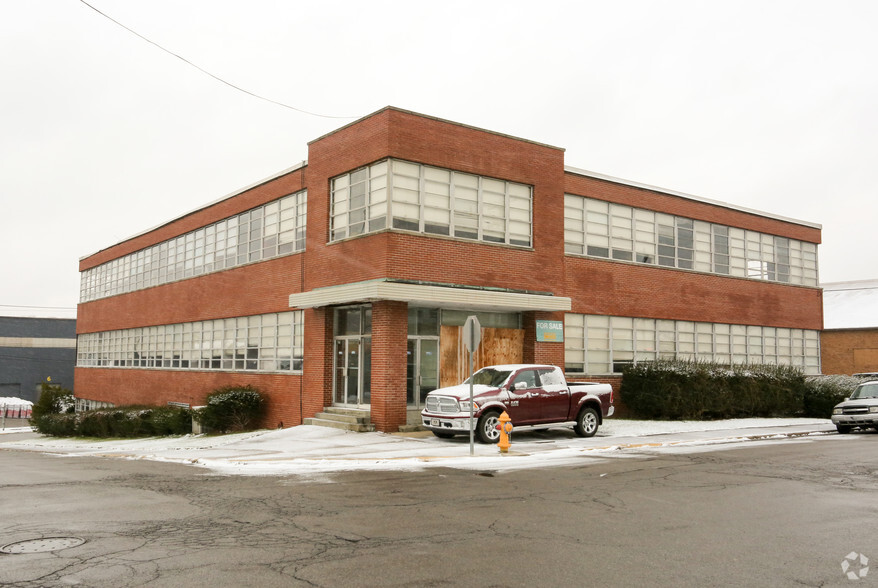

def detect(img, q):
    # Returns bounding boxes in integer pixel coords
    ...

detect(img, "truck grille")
[842,406,870,415]
[425,396,459,413]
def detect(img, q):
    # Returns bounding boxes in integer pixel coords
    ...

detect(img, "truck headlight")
[832,408,843,415]
[870,407,878,413]
[458,401,479,413]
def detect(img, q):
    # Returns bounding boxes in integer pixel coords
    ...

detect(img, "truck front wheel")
[476,412,501,444]
[574,407,599,438]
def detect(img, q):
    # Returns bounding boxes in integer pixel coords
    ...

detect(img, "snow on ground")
[0,417,835,478]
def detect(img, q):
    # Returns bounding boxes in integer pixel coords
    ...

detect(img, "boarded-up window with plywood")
[853,348,878,372]
[439,326,524,387]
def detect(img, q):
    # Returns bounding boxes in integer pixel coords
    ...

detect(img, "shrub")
[195,385,266,433]
[149,406,195,435]
[31,405,192,438]
[620,359,807,420]
[31,413,78,436]
[30,384,74,419]
[802,374,859,418]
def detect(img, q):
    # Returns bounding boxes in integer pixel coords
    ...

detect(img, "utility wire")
[77,0,358,120]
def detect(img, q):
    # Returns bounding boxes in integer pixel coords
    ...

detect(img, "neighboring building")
[75,107,823,432]
[821,280,878,375]
[0,316,77,403]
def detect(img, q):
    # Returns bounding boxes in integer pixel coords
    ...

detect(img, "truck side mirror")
[514,381,527,391]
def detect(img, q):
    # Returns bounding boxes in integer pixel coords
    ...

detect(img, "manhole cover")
[1,537,86,554]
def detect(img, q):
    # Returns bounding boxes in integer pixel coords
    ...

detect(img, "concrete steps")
[304,407,428,433]
[304,407,375,432]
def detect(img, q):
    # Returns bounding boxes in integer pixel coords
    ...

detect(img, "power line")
[77,0,359,120]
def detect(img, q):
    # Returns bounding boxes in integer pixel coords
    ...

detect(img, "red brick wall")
[302,307,333,420]
[523,311,566,366]
[74,368,301,429]
[303,107,567,296]
[77,254,304,334]
[370,301,408,432]
[565,256,823,330]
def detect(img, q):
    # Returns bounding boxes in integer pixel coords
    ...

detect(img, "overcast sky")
[2,0,875,319]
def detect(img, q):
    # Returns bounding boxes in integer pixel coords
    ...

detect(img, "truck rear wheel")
[477,412,501,444]
[574,407,599,438]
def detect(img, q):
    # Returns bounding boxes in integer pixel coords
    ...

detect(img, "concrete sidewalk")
[0,418,839,476]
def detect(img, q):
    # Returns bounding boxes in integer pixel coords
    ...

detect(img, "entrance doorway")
[333,337,371,406]
[333,306,372,407]
[407,338,439,410]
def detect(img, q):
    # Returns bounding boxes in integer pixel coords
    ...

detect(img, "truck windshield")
[851,383,878,399]
[465,368,512,387]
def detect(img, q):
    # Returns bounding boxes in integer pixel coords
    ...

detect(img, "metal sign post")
[462,315,481,456]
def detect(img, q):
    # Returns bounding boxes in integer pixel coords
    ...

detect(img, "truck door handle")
[560,390,569,395]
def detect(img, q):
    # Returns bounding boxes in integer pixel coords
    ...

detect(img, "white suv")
[831,380,878,434]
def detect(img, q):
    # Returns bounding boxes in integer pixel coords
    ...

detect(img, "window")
[564,313,821,375]
[80,191,307,303]
[676,219,694,270]
[77,311,304,372]
[512,370,538,389]
[610,204,633,261]
[330,159,533,248]
[656,214,676,267]
[712,225,730,274]
[563,194,819,287]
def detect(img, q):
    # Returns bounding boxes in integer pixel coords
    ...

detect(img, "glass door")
[334,337,371,406]
[333,306,372,407]
[407,338,439,409]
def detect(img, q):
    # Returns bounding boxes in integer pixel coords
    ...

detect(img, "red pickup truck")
[421,364,614,443]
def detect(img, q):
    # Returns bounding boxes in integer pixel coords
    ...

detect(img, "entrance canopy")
[289,279,571,312]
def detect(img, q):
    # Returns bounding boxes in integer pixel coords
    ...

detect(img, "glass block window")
[563,195,819,287]
[77,311,304,373]
[331,159,532,247]
[564,313,821,375]
[80,191,307,303]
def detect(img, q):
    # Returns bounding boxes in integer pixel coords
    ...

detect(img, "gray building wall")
[0,317,76,403]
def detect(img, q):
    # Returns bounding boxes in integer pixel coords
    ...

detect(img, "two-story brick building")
[75,107,823,431]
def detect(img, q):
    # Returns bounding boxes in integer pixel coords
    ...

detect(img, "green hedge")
[193,385,266,434]
[31,383,74,419]
[31,406,192,438]
[30,413,78,436]
[30,384,268,438]
[620,359,843,420]
[803,374,859,418]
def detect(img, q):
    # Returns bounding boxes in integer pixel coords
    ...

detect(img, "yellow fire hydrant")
[497,411,513,453]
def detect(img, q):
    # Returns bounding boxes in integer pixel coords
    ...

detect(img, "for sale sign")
[536,320,564,342]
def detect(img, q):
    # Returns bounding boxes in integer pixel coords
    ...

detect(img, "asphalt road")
[1,432,876,587]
